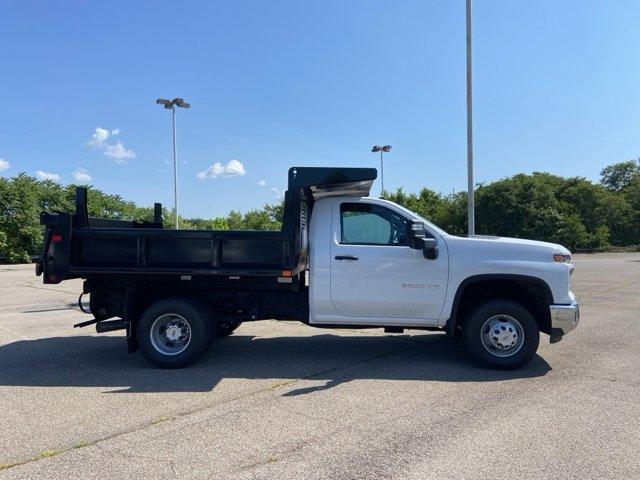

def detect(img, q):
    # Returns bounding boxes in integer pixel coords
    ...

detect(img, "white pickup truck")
[38,167,580,369]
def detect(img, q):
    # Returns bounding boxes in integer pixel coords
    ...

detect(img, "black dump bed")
[37,167,376,286]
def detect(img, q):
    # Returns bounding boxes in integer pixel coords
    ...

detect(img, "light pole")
[156,97,190,229]
[466,0,475,236]
[371,145,392,197]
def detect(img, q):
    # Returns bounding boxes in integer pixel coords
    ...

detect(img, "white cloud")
[72,167,92,182]
[0,159,10,172]
[104,141,135,163]
[87,127,110,147]
[87,126,134,163]
[257,179,283,198]
[36,170,60,181]
[197,159,246,180]
[224,159,246,176]
[270,187,285,199]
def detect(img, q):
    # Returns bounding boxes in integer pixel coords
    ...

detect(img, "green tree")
[224,203,283,231]
[554,213,590,251]
[0,174,45,262]
[600,159,640,191]
[475,174,563,241]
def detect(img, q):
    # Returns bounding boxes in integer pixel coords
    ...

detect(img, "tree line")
[1,160,638,263]
[385,159,640,251]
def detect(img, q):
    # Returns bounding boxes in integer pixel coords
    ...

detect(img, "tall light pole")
[371,145,392,197]
[156,97,190,229]
[466,0,475,236]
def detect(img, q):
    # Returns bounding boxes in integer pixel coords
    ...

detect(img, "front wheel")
[463,299,540,370]
[137,298,215,369]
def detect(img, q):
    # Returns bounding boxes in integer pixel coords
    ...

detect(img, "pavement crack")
[16,282,79,295]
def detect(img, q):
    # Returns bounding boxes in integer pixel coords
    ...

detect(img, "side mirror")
[419,237,439,260]
[407,221,439,260]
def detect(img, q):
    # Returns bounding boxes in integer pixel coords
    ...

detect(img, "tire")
[216,319,242,338]
[137,298,215,369]
[463,299,540,370]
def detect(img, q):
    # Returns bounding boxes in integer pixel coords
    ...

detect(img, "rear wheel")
[463,299,540,370]
[137,298,215,368]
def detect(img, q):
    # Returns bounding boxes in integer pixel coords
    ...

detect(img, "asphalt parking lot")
[1,253,639,479]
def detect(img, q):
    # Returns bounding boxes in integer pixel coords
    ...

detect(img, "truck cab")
[309,196,449,326]
[37,167,579,370]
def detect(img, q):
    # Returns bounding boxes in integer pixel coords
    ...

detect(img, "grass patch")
[1,412,182,471]
[35,449,63,459]
[0,448,64,471]
[268,380,295,390]
[151,415,174,425]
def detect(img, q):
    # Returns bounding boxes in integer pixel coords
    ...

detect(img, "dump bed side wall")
[73,228,294,272]
[39,215,297,283]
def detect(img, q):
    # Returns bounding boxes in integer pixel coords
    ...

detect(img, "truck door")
[329,201,448,322]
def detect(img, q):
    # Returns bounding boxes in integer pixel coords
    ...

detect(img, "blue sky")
[1,1,638,218]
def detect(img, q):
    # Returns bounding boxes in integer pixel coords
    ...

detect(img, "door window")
[340,203,408,246]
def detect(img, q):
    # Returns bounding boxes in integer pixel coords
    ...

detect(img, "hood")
[471,235,569,252]
[443,234,571,262]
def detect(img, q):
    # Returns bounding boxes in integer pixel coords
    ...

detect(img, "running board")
[96,319,130,333]
[384,327,404,334]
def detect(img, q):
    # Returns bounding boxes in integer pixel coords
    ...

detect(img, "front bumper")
[549,298,580,337]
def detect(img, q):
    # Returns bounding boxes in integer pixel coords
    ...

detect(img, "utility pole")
[466,0,475,236]
[171,106,178,229]
[156,97,190,229]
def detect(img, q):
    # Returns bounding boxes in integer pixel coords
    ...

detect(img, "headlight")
[553,254,571,263]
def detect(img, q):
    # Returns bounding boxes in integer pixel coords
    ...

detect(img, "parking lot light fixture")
[156,98,191,229]
[371,145,392,197]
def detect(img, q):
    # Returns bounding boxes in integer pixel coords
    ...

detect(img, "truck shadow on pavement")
[0,332,551,394]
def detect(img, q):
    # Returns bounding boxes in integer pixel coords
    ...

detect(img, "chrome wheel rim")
[150,313,192,356]
[480,314,525,358]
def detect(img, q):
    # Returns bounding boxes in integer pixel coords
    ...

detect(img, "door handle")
[335,255,359,261]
